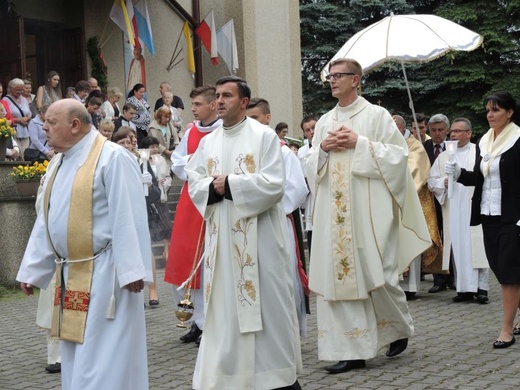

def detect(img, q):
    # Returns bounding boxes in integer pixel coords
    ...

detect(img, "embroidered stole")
[205,130,262,333]
[47,134,106,343]
[327,119,360,299]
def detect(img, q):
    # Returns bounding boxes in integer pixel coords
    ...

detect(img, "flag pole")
[167,28,184,71]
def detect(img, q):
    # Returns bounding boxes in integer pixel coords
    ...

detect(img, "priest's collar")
[223,116,247,131]
[200,118,220,128]
[337,96,359,109]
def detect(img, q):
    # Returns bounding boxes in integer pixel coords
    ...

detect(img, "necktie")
[434,144,441,159]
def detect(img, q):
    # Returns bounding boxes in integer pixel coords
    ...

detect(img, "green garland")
[87,36,108,89]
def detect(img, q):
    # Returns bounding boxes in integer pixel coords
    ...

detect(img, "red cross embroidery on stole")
[63,290,90,312]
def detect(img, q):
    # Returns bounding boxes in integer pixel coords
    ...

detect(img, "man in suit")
[423,114,455,293]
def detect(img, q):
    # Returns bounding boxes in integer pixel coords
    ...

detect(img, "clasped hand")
[212,175,227,196]
[320,126,358,152]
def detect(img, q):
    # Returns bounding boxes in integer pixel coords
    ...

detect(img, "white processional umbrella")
[321,13,483,141]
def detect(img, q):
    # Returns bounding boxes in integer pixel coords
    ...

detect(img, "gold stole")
[46,134,106,343]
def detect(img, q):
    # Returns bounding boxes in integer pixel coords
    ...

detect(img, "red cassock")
[164,125,209,288]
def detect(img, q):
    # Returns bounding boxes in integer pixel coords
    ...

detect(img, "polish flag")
[195,9,218,65]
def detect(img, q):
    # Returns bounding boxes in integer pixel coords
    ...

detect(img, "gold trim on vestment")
[47,134,106,343]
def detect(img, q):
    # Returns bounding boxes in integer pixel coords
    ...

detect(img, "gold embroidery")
[205,220,218,303]
[345,328,371,339]
[244,154,256,173]
[235,153,256,174]
[205,282,212,302]
[232,218,257,305]
[317,329,328,339]
[207,156,220,175]
[377,319,398,329]
[244,280,256,301]
[331,162,352,282]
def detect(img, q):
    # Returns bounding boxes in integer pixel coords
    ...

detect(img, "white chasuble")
[186,118,302,390]
[305,97,431,361]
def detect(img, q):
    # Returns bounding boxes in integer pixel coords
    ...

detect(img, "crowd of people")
[11,59,520,389]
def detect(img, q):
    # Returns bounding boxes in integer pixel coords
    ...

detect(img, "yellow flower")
[11,161,48,181]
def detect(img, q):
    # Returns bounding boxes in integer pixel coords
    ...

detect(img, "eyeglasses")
[450,129,471,134]
[325,72,356,81]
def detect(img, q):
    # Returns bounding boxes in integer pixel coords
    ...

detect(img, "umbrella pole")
[401,61,422,143]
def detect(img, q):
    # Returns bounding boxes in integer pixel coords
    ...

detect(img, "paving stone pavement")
[1,270,520,390]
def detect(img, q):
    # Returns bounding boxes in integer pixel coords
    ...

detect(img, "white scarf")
[479,122,520,177]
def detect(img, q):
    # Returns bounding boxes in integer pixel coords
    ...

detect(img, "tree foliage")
[300,0,520,136]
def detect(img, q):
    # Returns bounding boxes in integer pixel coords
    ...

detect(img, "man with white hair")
[154,81,184,115]
[428,118,490,303]
[17,99,152,390]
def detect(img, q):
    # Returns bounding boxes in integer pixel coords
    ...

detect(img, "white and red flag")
[195,9,218,65]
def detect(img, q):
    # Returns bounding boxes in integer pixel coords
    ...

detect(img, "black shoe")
[180,323,202,343]
[45,362,61,373]
[386,338,408,357]
[475,289,489,304]
[273,380,302,390]
[428,285,446,293]
[514,325,520,336]
[452,292,474,302]
[148,300,159,308]
[493,337,515,349]
[325,360,366,374]
[405,291,416,301]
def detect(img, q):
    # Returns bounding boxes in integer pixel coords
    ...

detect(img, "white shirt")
[480,157,502,216]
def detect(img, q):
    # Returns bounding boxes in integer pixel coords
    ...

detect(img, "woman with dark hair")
[448,91,520,349]
[36,71,62,110]
[126,83,151,146]
[275,121,289,141]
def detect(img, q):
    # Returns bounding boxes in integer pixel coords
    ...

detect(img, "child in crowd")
[98,119,115,140]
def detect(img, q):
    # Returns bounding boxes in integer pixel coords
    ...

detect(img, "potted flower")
[11,160,48,197]
[0,118,15,160]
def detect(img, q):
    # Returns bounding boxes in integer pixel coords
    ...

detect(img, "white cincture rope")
[54,243,112,264]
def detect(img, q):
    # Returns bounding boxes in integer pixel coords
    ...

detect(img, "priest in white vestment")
[17,100,152,390]
[306,59,431,374]
[186,77,302,390]
[428,118,489,303]
[247,98,310,337]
